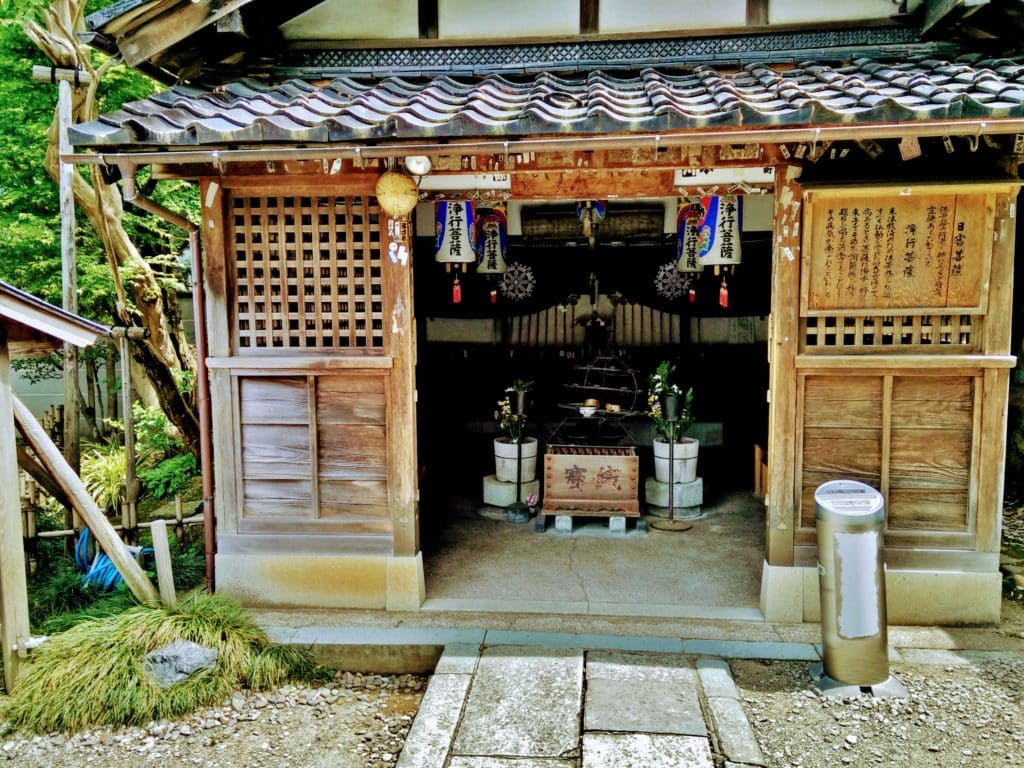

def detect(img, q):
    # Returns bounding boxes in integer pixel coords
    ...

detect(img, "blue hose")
[75,528,153,591]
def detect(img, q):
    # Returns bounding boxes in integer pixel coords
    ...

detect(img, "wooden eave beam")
[921,0,990,36]
[115,0,256,67]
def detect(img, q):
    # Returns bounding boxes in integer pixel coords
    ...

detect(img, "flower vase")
[653,437,699,484]
[659,391,683,422]
[494,437,538,483]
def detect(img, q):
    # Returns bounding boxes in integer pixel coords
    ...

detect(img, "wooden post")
[32,66,95,548]
[58,78,79,475]
[115,329,142,544]
[150,519,177,608]
[765,165,803,567]
[12,394,159,605]
[976,193,1017,552]
[0,327,32,691]
[382,213,418,555]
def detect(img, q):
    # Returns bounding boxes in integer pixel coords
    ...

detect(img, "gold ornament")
[375,170,419,217]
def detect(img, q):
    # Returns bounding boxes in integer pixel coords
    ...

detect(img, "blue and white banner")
[434,200,477,265]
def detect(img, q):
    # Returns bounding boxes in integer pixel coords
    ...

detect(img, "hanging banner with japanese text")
[476,205,508,274]
[434,200,477,265]
[675,195,743,271]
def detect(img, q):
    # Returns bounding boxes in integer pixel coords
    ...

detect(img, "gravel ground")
[0,672,425,768]
[735,652,1024,768]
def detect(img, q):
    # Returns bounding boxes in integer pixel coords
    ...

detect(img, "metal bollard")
[811,479,907,698]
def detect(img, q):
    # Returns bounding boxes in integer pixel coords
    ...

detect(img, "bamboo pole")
[113,328,145,544]
[0,328,31,691]
[12,394,159,605]
[150,520,177,608]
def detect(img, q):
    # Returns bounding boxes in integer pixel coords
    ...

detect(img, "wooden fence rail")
[18,471,203,573]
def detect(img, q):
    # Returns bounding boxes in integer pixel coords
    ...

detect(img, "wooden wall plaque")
[800,184,1002,315]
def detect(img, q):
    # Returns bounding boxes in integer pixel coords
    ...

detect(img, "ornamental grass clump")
[1,591,323,734]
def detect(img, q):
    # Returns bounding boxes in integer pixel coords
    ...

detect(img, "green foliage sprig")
[495,378,533,442]
[647,360,694,443]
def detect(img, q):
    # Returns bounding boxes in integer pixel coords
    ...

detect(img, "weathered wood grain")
[319,479,388,506]
[0,330,30,690]
[887,488,969,531]
[767,165,803,565]
[318,425,386,480]
[242,478,313,518]
[241,424,311,478]
[239,377,309,423]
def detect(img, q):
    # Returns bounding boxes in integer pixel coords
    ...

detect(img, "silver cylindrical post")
[813,480,905,697]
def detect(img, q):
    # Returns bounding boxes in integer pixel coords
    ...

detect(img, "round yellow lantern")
[375,170,419,217]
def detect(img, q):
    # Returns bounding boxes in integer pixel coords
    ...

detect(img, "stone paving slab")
[486,630,683,653]
[585,651,706,736]
[451,646,583,759]
[683,639,819,661]
[696,658,739,700]
[707,697,766,767]
[585,678,706,736]
[449,759,577,768]
[291,626,487,645]
[582,733,713,768]
[434,643,481,675]
[395,674,472,768]
[587,651,694,683]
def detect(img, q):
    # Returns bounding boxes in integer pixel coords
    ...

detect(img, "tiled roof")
[70,57,1024,148]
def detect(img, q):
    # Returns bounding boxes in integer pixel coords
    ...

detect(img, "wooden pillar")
[0,327,31,691]
[976,192,1017,552]
[200,179,239,539]
[765,165,803,566]
[58,79,79,475]
[382,213,418,555]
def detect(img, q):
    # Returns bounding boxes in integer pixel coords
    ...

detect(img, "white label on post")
[834,530,880,639]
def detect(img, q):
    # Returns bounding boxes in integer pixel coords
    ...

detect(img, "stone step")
[450,646,583,760]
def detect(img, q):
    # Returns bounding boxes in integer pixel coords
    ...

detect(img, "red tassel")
[719,278,728,308]
[490,289,498,304]
[688,287,696,304]
[452,277,462,304]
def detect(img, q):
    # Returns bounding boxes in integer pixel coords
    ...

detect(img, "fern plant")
[80,443,129,513]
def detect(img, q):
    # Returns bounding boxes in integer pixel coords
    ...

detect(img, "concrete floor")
[421,489,766,620]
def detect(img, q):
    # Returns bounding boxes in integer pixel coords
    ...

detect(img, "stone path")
[396,644,766,768]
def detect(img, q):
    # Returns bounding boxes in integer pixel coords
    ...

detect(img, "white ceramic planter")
[494,437,538,483]
[653,437,699,484]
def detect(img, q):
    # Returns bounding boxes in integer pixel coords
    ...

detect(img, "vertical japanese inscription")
[807,192,988,311]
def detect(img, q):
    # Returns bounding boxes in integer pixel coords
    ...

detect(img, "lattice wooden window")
[801,314,977,353]
[231,195,383,352]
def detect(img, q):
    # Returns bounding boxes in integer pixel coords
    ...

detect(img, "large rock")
[145,640,218,688]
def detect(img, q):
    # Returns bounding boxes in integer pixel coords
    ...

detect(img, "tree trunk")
[23,1,200,455]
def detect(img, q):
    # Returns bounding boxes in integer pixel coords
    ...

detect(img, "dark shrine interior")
[413,203,773,521]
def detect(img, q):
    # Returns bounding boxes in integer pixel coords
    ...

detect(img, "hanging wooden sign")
[799,183,1007,315]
